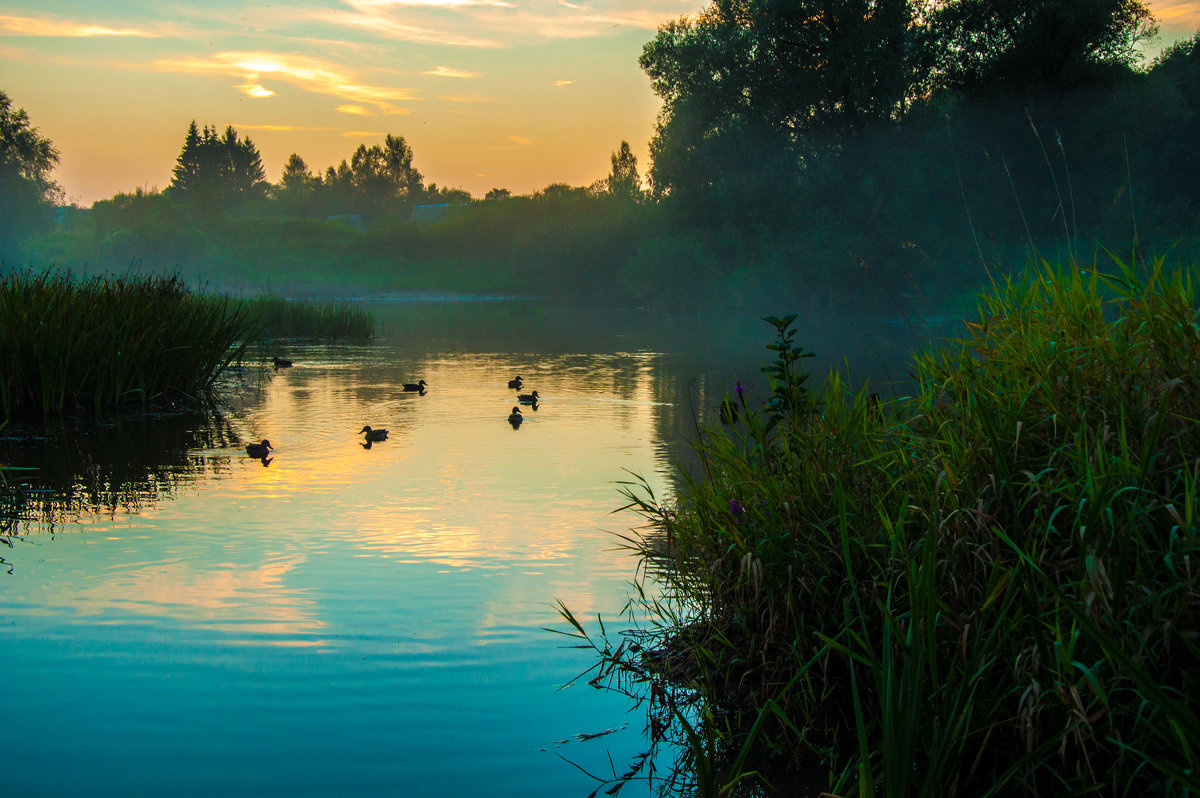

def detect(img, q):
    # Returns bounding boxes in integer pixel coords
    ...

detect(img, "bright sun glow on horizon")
[1,0,1198,206]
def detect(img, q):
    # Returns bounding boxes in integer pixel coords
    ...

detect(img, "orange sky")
[2,0,1198,206]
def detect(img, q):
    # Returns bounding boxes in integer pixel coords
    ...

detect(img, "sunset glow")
[1,0,1196,205]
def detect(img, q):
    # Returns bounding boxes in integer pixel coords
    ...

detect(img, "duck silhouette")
[360,425,389,442]
[508,376,523,389]
[508,406,523,427]
[272,357,293,369]
[245,439,273,458]
[403,380,428,392]
[518,390,539,404]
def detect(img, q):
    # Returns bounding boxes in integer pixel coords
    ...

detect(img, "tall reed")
[240,294,374,339]
[563,254,1200,796]
[0,270,254,419]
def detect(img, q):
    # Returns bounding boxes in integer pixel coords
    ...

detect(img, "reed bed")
[240,294,374,340]
[563,255,1200,796]
[0,270,254,418]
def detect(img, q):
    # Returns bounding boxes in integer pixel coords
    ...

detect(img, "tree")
[348,134,424,208]
[605,141,642,199]
[928,0,1157,95]
[1,90,61,258]
[484,187,512,201]
[276,153,317,215]
[279,153,315,194]
[639,0,922,198]
[168,121,268,211]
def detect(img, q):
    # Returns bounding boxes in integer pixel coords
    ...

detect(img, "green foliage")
[0,270,254,419]
[0,90,61,260]
[605,140,643,200]
[567,255,1200,795]
[929,0,1158,96]
[169,121,268,212]
[240,295,374,339]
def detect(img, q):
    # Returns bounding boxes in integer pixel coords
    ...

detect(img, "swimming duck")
[403,380,428,392]
[272,356,293,368]
[508,376,523,389]
[245,439,273,458]
[517,390,539,404]
[508,406,523,426]
[360,425,389,442]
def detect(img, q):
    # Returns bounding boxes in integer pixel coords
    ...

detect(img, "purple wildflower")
[734,381,745,401]
[729,498,745,517]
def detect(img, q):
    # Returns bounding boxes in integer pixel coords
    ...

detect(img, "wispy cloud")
[153,51,420,113]
[438,94,492,102]
[1154,1,1200,27]
[310,6,502,48]
[0,12,161,38]
[352,0,513,7]
[337,104,375,115]
[235,83,275,98]
[342,130,386,138]
[510,135,533,145]
[552,79,573,87]
[422,65,482,78]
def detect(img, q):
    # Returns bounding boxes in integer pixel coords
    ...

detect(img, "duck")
[272,356,293,368]
[360,425,389,442]
[508,376,523,389]
[245,439,273,458]
[508,406,523,426]
[719,398,739,425]
[403,380,428,392]
[517,390,539,404]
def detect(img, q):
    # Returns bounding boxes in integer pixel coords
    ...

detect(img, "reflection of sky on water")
[0,326,687,797]
[0,302,929,795]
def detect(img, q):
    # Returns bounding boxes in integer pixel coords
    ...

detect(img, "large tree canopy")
[929,0,1157,94]
[641,0,1159,198]
[640,0,920,197]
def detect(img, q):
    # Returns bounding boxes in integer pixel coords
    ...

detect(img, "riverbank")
[568,253,1200,796]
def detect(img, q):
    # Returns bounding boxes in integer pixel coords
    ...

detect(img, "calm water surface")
[0,301,921,796]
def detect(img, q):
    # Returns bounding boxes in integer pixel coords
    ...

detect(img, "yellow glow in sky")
[1,0,1197,205]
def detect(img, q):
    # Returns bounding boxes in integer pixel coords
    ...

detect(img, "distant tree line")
[4,0,1200,311]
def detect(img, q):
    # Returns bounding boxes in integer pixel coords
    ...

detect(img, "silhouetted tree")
[929,0,1156,95]
[348,134,424,209]
[605,141,642,200]
[276,153,317,215]
[168,121,268,211]
[0,89,61,259]
[640,0,921,199]
[484,187,511,201]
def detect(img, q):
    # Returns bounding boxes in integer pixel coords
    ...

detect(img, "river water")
[0,300,924,797]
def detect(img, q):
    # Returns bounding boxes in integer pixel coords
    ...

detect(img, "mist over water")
[0,299,929,796]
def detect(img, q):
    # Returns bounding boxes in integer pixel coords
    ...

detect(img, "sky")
[3,0,1200,207]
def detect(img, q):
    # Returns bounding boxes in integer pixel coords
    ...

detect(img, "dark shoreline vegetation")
[0,270,373,421]
[560,254,1200,796]
[2,25,1199,313]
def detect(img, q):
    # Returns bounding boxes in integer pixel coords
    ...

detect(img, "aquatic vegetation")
[240,294,374,340]
[563,254,1200,796]
[0,270,254,419]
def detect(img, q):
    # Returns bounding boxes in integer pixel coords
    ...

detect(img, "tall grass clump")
[0,270,254,419]
[240,295,374,339]
[563,254,1200,796]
